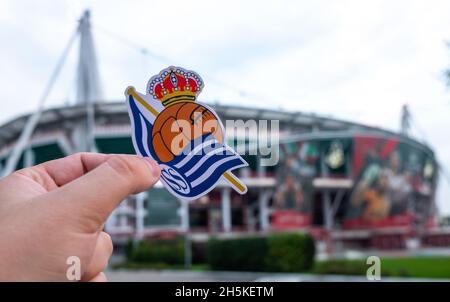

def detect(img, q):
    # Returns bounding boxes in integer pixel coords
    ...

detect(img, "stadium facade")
[0,100,446,252]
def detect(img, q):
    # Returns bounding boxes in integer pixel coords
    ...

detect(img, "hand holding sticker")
[125,66,248,201]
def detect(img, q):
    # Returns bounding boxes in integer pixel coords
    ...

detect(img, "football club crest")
[125,66,248,201]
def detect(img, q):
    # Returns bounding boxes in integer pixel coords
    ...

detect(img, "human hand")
[0,153,160,281]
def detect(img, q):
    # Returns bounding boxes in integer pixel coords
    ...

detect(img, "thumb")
[48,154,160,232]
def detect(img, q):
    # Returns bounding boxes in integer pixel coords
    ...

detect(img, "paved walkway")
[105,269,449,282]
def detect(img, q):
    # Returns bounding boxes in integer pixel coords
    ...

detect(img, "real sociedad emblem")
[125,66,248,201]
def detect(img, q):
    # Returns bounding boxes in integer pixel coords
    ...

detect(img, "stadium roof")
[0,101,433,154]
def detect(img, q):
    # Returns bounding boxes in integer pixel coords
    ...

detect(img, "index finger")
[15,153,110,191]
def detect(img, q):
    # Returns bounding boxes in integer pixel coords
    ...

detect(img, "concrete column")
[221,188,232,232]
[119,213,127,229]
[105,208,117,232]
[118,200,130,231]
[135,192,147,239]
[259,190,271,231]
[179,199,190,232]
[178,199,192,268]
[323,191,333,230]
[257,155,266,177]
[24,147,35,167]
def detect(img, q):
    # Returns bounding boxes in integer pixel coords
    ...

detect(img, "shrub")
[192,241,208,264]
[208,236,267,271]
[265,233,315,272]
[207,233,315,272]
[124,239,134,260]
[127,236,184,265]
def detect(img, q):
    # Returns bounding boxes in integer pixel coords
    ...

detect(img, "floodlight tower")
[400,104,411,136]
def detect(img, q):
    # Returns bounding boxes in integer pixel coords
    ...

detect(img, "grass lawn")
[112,262,210,271]
[313,256,450,279]
[113,256,450,279]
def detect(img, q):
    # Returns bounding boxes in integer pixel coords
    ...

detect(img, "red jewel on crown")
[147,67,204,107]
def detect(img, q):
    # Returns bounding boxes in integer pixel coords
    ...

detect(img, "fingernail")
[143,157,160,177]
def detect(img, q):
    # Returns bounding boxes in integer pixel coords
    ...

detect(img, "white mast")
[1,10,102,177]
[400,104,411,136]
[73,9,102,152]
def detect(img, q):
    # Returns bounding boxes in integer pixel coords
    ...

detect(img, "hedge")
[207,233,315,272]
[313,257,450,279]
[125,236,184,265]
[208,236,268,271]
[265,233,315,272]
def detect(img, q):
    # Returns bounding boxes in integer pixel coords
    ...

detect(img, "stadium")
[0,11,448,257]
[0,90,445,252]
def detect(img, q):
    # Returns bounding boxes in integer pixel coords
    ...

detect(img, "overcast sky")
[1,0,450,214]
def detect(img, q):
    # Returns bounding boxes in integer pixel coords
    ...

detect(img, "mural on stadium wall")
[344,136,437,229]
[271,135,437,230]
[272,140,319,229]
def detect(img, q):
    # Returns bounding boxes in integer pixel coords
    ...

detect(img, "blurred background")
[1,0,450,281]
